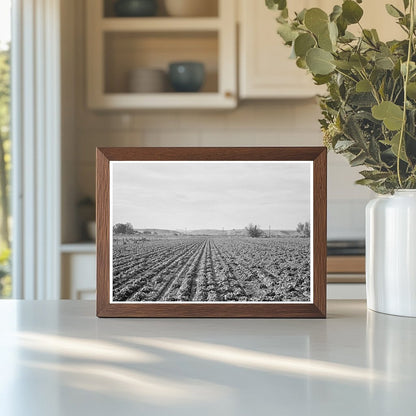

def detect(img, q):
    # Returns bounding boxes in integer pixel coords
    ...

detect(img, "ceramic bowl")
[114,0,158,17]
[128,68,167,93]
[168,62,205,92]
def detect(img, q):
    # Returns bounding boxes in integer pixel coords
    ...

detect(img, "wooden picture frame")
[96,147,327,318]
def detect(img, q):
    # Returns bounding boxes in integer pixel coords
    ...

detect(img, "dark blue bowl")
[168,62,205,93]
[114,0,157,17]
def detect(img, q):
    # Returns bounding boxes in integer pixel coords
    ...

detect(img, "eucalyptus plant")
[266,0,416,193]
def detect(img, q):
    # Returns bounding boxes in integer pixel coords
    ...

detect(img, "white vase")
[366,190,416,317]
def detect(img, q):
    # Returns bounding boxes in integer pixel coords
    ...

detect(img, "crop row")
[112,236,311,302]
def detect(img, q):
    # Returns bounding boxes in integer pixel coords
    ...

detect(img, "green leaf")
[277,23,298,43]
[401,61,416,76]
[304,8,329,35]
[306,48,335,75]
[296,8,307,23]
[348,92,377,107]
[266,0,287,11]
[318,27,334,52]
[378,78,386,99]
[371,29,380,42]
[276,14,287,24]
[360,170,391,181]
[344,114,367,147]
[342,0,364,24]
[385,4,403,18]
[339,31,356,43]
[375,55,395,70]
[363,29,376,46]
[382,132,409,162]
[350,54,368,70]
[330,5,342,22]
[336,15,348,36]
[356,79,372,92]
[350,152,367,167]
[355,178,377,186]
[407,82,416,99]
[333,60,353,70]
[369,136,382,163]
[334,139,355,151]
[296,57,308,69]
[294,33,316,58]
[328,21,338,44]
[399,14,411,29]
[372,101,404,130]
[313,74,332,85]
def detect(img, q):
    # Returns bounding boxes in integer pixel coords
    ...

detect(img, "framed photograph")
[96,147,327,318]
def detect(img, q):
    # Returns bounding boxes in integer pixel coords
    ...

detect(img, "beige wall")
[61,0,374,243]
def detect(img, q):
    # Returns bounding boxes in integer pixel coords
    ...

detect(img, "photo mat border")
[97,147,327,318]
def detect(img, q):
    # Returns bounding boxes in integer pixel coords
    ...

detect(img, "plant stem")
[397,0,415,188]
[334,68,358,84]
[358,69,381,104]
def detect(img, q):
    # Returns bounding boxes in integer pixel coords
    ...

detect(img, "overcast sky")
[111,161,311,230]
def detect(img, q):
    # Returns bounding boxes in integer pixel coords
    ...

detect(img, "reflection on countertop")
[0,300,416,415]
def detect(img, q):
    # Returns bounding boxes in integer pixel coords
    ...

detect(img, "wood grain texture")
[96,147,327,318]
[313,149,327,318]
[96,148,110,317]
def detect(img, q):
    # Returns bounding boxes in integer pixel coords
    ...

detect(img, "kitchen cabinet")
[238,0,325,99]
[238,0,404,99]
[86,0,237,109]
[61,245,96,300]
[327,256,366,299]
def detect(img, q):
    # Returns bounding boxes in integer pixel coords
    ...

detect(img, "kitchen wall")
[62,0,374,243]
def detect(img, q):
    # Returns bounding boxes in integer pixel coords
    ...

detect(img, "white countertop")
[0,300,415,415]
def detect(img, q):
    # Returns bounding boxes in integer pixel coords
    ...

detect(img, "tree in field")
[245,223,263,238]
[113,222,134,235]
[297,221,310,238]
[304,221,310,238]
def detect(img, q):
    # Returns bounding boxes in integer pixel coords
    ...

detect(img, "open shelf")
[104,31,218,94]
[103,0,219,18]
[87,0,236,109]
[91,92,235,109]
[61,243,96,254]
[102,17,221,32]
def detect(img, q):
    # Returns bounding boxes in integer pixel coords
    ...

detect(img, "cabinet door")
[238,0,403,99]
[239,0,326,99]
[62,253,96,300]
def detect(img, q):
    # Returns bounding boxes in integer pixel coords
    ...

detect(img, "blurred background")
[1,0,404,300]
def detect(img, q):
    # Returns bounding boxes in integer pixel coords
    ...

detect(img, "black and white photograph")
[110,161,313,303]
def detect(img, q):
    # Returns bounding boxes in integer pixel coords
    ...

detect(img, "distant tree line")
[113,223,134,235]
[245,221,311,238]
